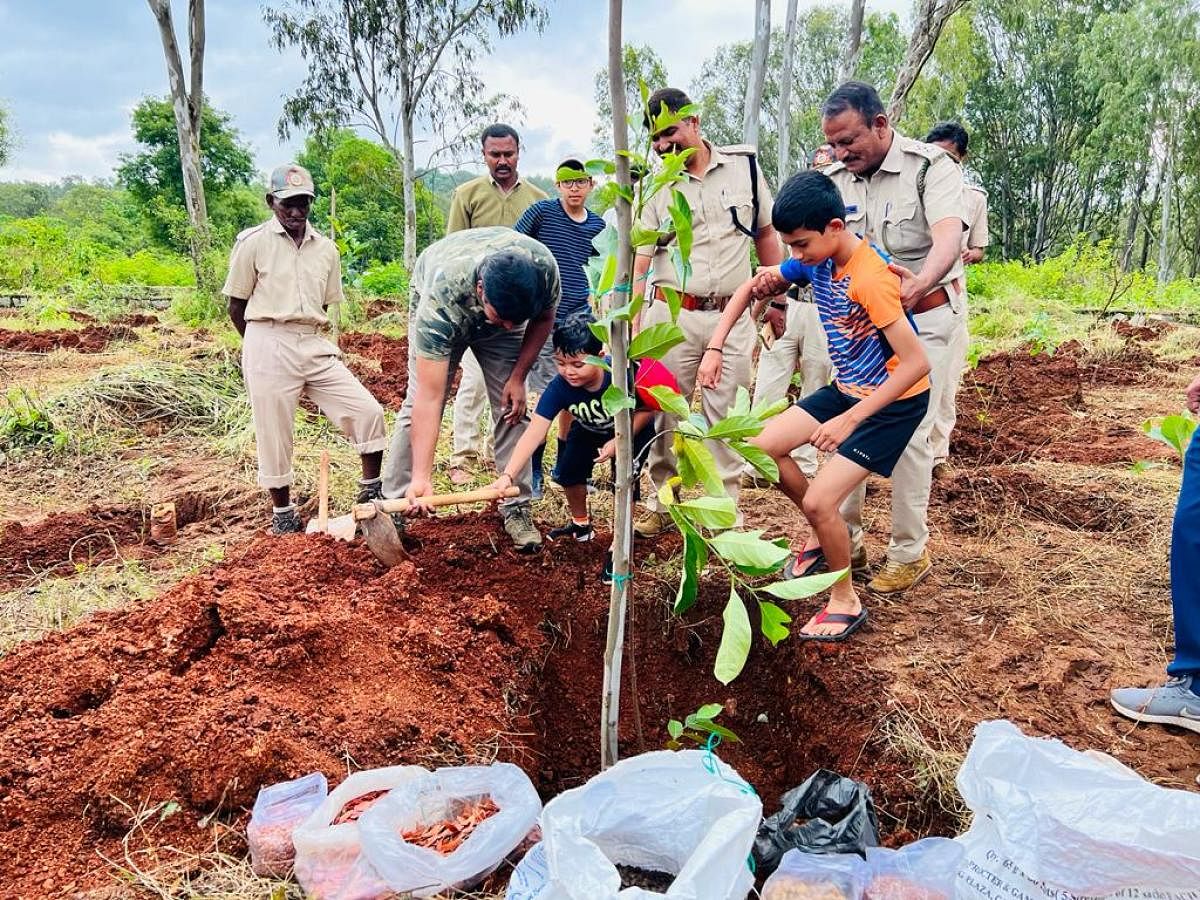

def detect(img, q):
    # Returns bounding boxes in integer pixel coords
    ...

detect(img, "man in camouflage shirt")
[380,227,560,550]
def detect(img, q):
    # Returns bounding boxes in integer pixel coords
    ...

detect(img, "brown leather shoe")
[868,551,932,594]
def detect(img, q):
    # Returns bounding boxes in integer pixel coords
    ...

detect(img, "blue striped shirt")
[515,199,605,316]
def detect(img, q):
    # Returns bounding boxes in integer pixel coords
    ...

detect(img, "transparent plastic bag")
[955,719,1200,898]
[357,762,541,898]
[760,849,867,900]
[247,771,328,877]
[505,749,762,900]
[291,765,425,900]
[862,838,961,900]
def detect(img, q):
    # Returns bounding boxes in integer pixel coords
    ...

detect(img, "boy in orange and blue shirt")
[699,170,930,641]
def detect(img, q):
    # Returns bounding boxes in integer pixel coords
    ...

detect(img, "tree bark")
[839,0,866,83]
[777,0,800,180]
[147,0,209,286]
[887,0,966,123]
[1122,159,1150,271]
[600,0,635,771]
[1158,126,1173,287]
[742,0,771,146]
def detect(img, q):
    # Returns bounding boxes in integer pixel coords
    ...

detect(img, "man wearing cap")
[223,163,388,534]
[820,81,966,593]
[632,87,783,537]
[445,124,548,486]
[380,227,559,551]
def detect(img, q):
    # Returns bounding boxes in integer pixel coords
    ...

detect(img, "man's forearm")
[914,220,963,293]
[227,297,248,337]
[409,390,443,483]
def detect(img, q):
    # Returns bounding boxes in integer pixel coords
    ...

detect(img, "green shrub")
[92,250,192,286]
[169,289,228,327]
[358,261,409,298]
[0,390,70,455]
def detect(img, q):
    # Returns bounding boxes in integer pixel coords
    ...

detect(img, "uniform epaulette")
[718,143,758,156]
[234,222,268,243]
[904,136,954,163]
[966,182,989,197]
[820,160,847,175]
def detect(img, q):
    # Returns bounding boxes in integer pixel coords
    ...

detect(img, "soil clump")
[936,466,1130,534]
[339,332,410,408]
[0,326,135,354]
[952,345,1170,465]
[0,506,147,589]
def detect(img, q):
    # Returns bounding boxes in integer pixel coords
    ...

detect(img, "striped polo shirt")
[780,240,928,400]
[515,199,605,315]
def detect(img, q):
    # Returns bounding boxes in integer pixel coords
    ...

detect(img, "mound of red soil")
[952,348,1170,465]
[936,466,1130,534]
[1112,319,1174,341]
[0,515,905,895]
[0,507,146,589]
[0,326,135,354]
[339,332,409,408]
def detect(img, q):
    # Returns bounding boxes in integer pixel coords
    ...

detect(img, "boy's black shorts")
[796,384,930,477]
[555,420,656,497]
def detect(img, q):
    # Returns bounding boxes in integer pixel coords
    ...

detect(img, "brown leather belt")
[653,287,731,312]
[911,286,950,315]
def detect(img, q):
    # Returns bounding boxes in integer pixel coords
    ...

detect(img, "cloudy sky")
[0,0,908,184]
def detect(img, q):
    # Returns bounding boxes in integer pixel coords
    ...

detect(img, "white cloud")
[1,129,134,182]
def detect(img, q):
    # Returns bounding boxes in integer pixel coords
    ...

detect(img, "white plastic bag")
[761,849,867,899]
[864,838,962,899]
[955,719,1200,898]
[292,765,425,900]
[506,749,762,900]
[357,762,541,897]
[247,771,328,877]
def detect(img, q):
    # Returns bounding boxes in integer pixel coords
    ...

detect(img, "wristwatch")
[769,301,788,311]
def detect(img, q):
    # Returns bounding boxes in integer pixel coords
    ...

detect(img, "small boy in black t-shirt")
[489,315,678,546]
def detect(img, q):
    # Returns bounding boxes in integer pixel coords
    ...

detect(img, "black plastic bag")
[753,768,881,876]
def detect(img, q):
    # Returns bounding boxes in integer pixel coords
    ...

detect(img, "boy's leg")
[799,455,872,636]
[563,484,589,520]
[749,302,804,477]
[750,405,823,508]
[547,423,599,540]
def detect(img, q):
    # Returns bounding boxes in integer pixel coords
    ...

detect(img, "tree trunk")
[1122,159,1149,271]
[1158,128,1173,287]
[742,0,771,146]
[147,0,209,286]
[777,0,800,180]
[887,0,966,122]
[401,110,418,271]
[839,0,866,83]
[601,0,635,771]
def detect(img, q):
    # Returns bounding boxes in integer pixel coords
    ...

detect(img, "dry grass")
[877,703,971,833]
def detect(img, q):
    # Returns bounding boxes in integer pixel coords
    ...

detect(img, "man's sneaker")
[932,461,952,481]
[1111,676,1200,734]
[502,504,542,552]
[634,509,675,538]
[547,520,595,542]
[868,551,932,594]
[740,472,764,490]
[356,478,384,504]
[271,507,303,535]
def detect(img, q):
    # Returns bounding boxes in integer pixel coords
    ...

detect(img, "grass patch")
[878,704,970,833]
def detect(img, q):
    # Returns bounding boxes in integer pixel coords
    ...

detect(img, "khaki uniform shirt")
[222,218,342,325]
[636,142,774,298]
[410,227,560,362]
[446,175,548,233]
[963,185,990,252]
[824,132,965,288]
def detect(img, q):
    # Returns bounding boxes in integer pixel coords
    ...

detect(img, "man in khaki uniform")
[925,121,989,475]
[633,87,783,536]
[821,81,965,592]
[445,124,548,484]
[223,163,387,534]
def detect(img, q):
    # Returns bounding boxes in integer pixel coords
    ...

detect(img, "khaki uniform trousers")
[749,300,832,479]
[929,293,970,464]
[643,299,755,512]
[840,300,964,563]
[242,321,387,489]
[381,324,532,508]
[449,350,490,466]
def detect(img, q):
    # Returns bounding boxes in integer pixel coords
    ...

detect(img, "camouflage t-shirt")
[410,227,561,361]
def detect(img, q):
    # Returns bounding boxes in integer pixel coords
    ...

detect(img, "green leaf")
[674,520,708,614]
[631,224,669,248]
[678,435,725,496]
[762,567,849,600]
[647,385,692,419]
[667,719,684,740]
[1143,413,1197,457]
[684,718,741,743]
[676,494,737,530]
[602,383,635,416]
[657,476,682,509]
[588,321,610,345]
[658,285,683,321]
[585,158,617,176]
[730,386,752,418]
[668,189,693,263]
[709,529,791,571]
[675,433,701,488]
[751,397,792,421]
[732,441,779,482]
[583,354,611,372]
[705,414,765,442]
[694,702,723,720]
[596,253,619,296]
[629,322,686,360]
[758,600,792,646]
[714,584,752,685]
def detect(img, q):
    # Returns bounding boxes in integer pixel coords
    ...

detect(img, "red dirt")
[0,507,147,589]
[0,326,135,354]
[1112,318,1174,341]
[935,466,1129,534]
[952,344,1172,465]
[339,332,409,408]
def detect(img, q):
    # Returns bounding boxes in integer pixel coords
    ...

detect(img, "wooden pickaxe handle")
[351,485,520,521]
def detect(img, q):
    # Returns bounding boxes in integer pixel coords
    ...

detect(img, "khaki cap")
[268,163,316,199]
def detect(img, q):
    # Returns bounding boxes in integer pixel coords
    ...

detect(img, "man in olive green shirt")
[445,124,548,484]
